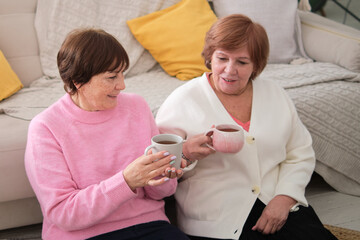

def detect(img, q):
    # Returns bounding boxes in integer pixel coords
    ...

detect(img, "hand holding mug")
[123,150,176,192]
[205,124,245,153]
[182,133,215,162]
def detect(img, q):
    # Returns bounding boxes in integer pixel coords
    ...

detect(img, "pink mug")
[205,124,244,153]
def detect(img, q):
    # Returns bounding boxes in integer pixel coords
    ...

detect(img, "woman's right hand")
[182,133,215,165]
[123,150,175,192]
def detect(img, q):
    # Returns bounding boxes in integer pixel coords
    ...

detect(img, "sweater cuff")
[144,178,177,200]
[103,171,138,203]
[275,183,308,207]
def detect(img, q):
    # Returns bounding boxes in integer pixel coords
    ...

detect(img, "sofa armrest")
[298,10,360,73]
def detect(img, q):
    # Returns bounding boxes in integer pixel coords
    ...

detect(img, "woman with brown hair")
[25,28,187,240]
[156,14,337,240]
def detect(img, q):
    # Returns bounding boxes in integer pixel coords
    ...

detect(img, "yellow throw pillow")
[127,0,217,80]
[0,51,23,101]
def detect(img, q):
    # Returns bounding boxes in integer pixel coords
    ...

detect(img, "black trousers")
[87,220,189,240]
[189,198,337,240]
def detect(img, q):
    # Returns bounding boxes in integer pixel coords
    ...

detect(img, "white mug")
[205,124,244,153]
[144,134,184,169]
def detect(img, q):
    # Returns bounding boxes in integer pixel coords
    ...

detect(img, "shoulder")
[255,77,282,89]
[254,77,288,97]
[32,94,67,122]
[28,95,67,133]
[177,74,206,91]
[163,74,207,102]
[254,77,296,113]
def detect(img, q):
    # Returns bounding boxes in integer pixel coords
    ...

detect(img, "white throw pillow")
[35,0,179,78]
[212,0,308,64]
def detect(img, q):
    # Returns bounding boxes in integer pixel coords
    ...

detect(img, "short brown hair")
[202,14,269,80]
[57,28,129,95]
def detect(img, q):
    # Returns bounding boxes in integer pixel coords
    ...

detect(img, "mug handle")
[204,128,216,151]
[144,144,156,155]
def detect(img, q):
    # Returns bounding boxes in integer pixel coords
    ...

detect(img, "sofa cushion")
[127,0,217,80]
[212,0,308,64]
[0,197,42,230]
[299,10,360,73]
[34,0,179,78]
[0,114,35,202]
[0,51,23,101]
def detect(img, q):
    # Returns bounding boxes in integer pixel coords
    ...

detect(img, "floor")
[317,0,360,30]
[306,173,360,231]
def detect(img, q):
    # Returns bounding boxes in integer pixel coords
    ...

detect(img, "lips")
[222,77,236,83]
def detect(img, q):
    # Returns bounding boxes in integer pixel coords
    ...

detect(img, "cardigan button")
[251,185,260,194]
[246,136,255,144]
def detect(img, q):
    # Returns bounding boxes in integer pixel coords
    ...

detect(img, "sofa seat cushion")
[0,115,35,202]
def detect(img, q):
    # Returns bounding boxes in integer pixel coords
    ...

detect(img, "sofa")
[0,0,359,231]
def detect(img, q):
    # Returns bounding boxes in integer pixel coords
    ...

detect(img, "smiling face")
[72,66,125,111]
[211,47,254,96]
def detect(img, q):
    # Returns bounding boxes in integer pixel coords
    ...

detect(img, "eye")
[218,57,227,61]
[237,60,247,65]
[108,75,117,80]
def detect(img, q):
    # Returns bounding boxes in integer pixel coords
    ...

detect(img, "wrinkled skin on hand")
[182,133,215,165]
[252,195,297,235]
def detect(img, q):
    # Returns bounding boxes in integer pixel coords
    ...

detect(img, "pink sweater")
[25,93,177,240]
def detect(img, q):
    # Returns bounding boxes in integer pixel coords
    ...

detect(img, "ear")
[73,80,81,90]
[250,67,258,81]
[205,60,212,70]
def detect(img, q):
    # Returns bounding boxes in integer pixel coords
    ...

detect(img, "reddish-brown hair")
[202,14,269,80]
[57,28,129,95]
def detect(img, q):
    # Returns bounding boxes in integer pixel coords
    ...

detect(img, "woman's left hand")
[163,167,184,179]
[252,195,297,235]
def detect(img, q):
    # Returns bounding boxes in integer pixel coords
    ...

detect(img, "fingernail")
[163,152,170,156]
[170,160,176,165]
[164,177,170,181]
[167,169,172,173]
[170,156,177,160]
[172,169,176,173]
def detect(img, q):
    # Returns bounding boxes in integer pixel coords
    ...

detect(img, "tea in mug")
[218,128,238,132]
[157,141,177,145]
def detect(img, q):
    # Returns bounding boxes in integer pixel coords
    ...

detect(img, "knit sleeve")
[275,87,315,206]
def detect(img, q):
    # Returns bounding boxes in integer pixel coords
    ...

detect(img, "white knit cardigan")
[156,73,315,239]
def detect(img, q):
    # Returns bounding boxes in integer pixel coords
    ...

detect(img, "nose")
[225,61,237,75]
[115,74,126,90]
